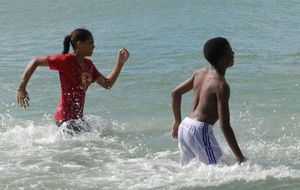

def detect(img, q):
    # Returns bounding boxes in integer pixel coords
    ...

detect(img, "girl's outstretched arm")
[17,56,48,108]
[95,48,129,89]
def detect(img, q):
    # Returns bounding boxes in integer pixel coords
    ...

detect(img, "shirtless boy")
[171,37,245,165]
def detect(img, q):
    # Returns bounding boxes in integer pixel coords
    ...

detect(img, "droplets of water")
[1,114,300,189]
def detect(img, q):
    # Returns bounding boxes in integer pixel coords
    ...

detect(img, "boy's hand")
[171,121,180,139]
[118,48,130,65]
[16,89,30,108]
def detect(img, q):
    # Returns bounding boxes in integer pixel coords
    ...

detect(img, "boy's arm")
[171,74,194,138]
[95,48,129,89]
[216,82,245,164]
[17,56,48,108]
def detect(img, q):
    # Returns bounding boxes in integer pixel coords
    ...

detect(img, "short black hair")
[203,37,229,66]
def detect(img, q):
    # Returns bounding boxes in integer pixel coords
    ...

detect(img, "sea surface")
[0,0,300,189]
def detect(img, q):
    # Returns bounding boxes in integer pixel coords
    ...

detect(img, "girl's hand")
[118,48,130,65]
[17,89,30,108]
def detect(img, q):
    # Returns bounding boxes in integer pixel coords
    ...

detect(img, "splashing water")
[0,113,299,190]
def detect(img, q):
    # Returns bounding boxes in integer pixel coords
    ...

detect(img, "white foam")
[84,150,300,189]
[0,114,299,189]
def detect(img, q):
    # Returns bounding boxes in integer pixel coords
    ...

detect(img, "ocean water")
[1,0,300,189]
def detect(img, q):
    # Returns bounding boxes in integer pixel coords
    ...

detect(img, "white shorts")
[178,117,222,166]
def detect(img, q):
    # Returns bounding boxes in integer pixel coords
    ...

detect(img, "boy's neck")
[212,65,227,76]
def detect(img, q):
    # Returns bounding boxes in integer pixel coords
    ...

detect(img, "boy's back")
[190,66,227,125]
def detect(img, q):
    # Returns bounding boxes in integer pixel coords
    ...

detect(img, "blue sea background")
[0,0,300,189]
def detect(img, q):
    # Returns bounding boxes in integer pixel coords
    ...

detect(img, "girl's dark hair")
[62,28,93,54]
[203,37,229,66]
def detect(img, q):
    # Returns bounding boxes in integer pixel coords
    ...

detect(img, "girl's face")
[77,36,95,57]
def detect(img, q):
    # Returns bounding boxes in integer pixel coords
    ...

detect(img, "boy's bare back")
[189,66,228,125]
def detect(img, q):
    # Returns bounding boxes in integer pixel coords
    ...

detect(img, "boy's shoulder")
[194,65,210,76]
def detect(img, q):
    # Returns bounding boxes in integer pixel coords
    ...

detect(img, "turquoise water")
[1,0,300,189]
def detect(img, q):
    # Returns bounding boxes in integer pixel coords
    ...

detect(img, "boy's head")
[203,37,234,67]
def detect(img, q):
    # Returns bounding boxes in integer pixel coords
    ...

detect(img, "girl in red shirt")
[16,28,129,134]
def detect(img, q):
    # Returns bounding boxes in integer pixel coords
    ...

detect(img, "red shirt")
[47,53,101,122]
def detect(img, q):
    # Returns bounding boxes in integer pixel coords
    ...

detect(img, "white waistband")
[182,117,213,127]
